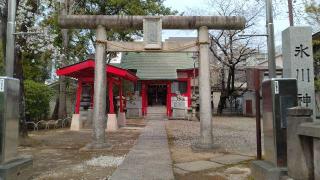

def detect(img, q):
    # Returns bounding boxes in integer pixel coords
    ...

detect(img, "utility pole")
[266,0,276,78]
[5,0,16,77]
[288,0,294,26]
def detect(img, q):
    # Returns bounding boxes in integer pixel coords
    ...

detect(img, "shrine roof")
[56,59,138,82]
[121,52,194,80]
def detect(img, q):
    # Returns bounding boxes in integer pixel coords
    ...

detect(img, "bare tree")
[305,0,320,29]
[208,0,263,114]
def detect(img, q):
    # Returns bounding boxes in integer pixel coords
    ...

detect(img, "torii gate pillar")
[84,25,111,150]
[193,26,214,149]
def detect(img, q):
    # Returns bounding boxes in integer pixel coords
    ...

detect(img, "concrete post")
[287,107,313,179]
[84,25,111,149]
[193,26,214,150]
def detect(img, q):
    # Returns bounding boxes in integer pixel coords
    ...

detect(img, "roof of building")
[56,59,138,82]
[313,31,320,40]
[121,52,196,80]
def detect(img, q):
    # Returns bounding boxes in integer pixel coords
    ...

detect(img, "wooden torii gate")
[59,15,246,150]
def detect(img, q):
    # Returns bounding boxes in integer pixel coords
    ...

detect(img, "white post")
[193,26,214,150]
[85,25,111,149]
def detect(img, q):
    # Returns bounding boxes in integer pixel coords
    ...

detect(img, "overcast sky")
[162,0,310,49]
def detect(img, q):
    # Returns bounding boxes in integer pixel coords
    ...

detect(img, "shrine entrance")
[58,14,246,150]
[148,84,167,106]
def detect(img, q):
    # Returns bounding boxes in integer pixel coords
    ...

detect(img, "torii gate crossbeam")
[59,15,245,30]
[58,15,246,150]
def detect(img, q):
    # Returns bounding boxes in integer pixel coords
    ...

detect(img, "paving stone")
[207,172,228,180]
[174,160,223,172]
[210,154,252,165]
[110,117,174,180]
[173,167,189,175]
[224,166,251,174]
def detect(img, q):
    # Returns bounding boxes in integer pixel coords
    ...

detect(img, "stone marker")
[251,161,287,180]
[296,117,320,179]
[126,91,142,118]
[171,95,188,119]
[251,78,297,180]
[0,77,32,179]
[282,27,316,120]
[286,107,313,179]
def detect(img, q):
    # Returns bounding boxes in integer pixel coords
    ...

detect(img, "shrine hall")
[56,59,138,130]
[120,52,198,119]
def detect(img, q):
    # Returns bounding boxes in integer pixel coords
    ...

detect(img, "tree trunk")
[230,66,235,93]
[217,95,226,115]
[218,66,234,114]
[15,48,28,137]
[217,67,226,114]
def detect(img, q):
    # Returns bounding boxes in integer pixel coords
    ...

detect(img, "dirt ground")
[166,117,257,180]
[18,117,256,180]
[18,119,144,180]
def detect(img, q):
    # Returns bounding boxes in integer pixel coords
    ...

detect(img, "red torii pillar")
[75,80,83,114]
[118,78,126,127]
[107,78,118,131]
[108,80,115,114]
[141,82,147,116]
[167,81,172,117]
[119,79,123,112]
[90,83,94,108]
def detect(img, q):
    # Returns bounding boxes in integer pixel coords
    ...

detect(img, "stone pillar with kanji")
[282,27,317,120]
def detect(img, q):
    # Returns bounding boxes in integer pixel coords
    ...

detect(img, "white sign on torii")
[58,15,246,150]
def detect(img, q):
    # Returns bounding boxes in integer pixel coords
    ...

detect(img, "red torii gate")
[56,59,138,128]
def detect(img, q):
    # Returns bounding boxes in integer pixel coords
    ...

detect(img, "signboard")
[143,17,162,50]
[126,98,142,109]
[282,27,316,119]
[0,79,4,92]
[171,96,188,109]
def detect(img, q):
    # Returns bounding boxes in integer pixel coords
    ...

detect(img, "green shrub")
[24,80,54,121]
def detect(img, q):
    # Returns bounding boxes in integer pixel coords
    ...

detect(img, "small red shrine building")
[56,59,138,120]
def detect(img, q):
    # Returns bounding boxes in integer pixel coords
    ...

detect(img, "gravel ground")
[85,155,125,167]
[166,116,261,156]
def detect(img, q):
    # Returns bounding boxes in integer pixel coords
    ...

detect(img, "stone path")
[110,117,174,180]
[174,154,252,174]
